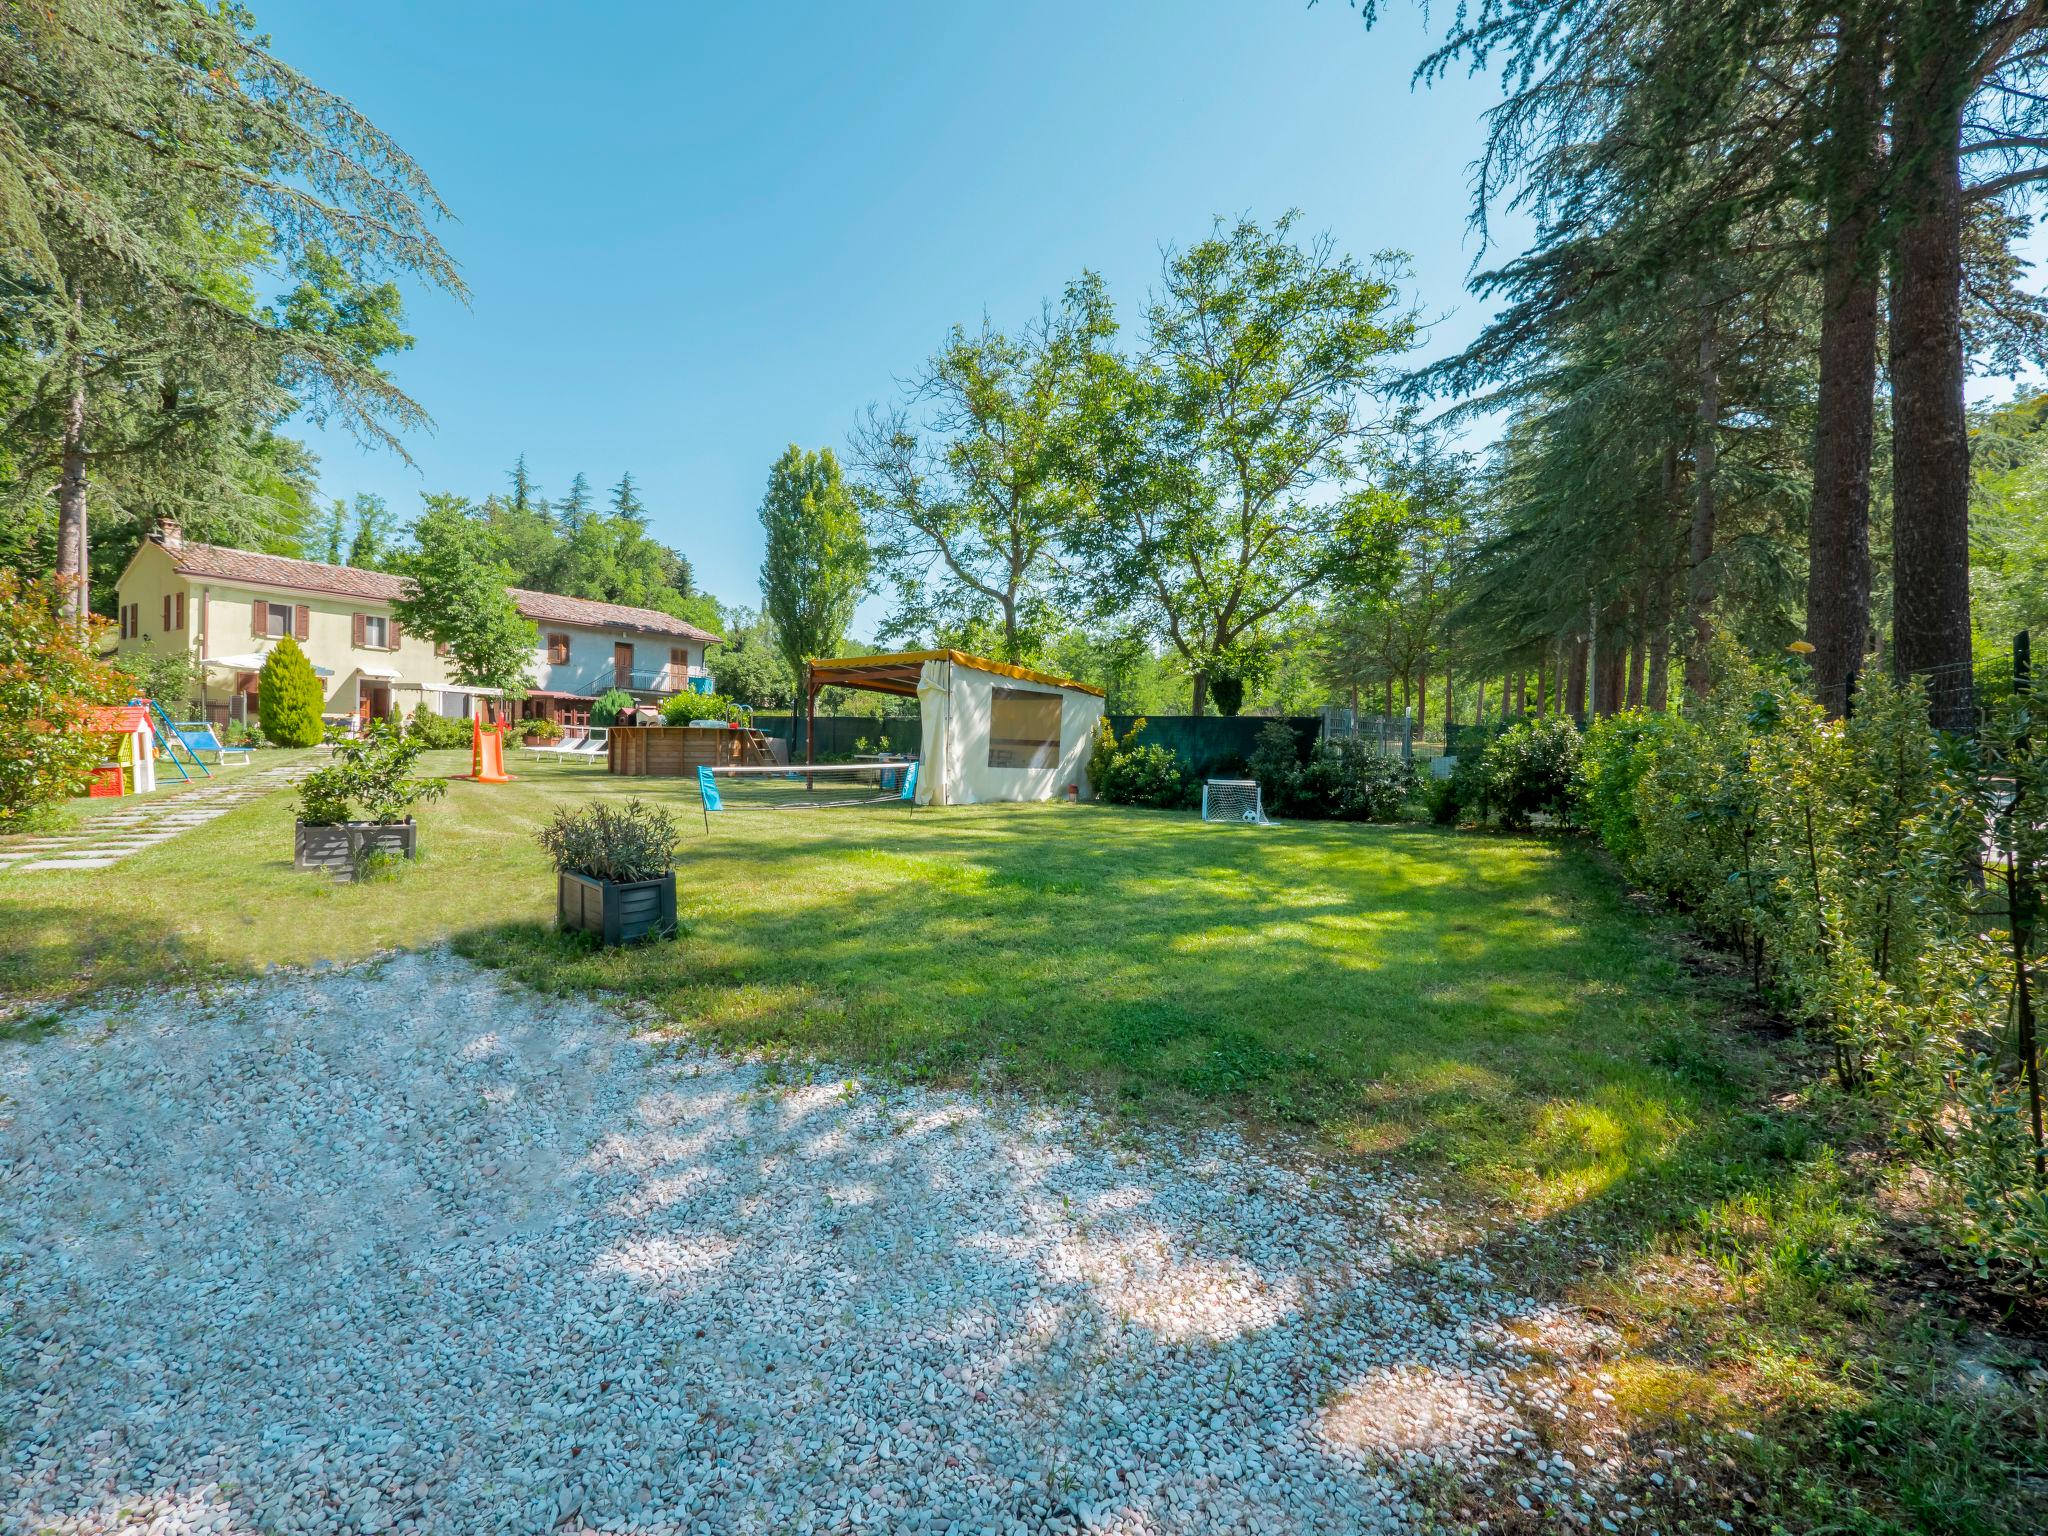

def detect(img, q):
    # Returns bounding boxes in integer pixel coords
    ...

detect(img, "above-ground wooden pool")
[607,724,773,775]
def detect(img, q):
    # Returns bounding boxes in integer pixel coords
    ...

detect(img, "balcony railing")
[611,664,713,695]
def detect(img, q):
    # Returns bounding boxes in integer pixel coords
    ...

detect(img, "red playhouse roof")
[83,705,152,733]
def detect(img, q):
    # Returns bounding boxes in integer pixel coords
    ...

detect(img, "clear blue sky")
[260,1,1535,627]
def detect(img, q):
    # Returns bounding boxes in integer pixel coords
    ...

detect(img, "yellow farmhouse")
[112,520,722,730]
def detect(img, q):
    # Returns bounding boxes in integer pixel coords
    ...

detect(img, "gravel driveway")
[2,954,1625,1535]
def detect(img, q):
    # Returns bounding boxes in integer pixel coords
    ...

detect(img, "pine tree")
[257,636,326,748]
[0,1,462,618]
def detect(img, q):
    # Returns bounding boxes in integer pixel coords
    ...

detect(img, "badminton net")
[701,760,917,811]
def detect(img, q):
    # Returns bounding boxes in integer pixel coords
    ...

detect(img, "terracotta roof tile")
[509,587,720,644]
[165,540,721,644]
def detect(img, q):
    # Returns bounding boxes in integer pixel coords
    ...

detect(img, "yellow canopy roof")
[805,648,1106,698]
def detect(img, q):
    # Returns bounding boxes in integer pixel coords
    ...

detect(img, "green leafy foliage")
[537,798,680,884]
[404,703,469,750]
[109,648,199,714]
[657,690,751,726]
[1477,714,1583,830]
[0,573,126,826]
[256,635,326,748]
[1088,718,1195,809]
[589,689,636,728]
[296,721,447,827]
[519,718,564,743]
[1580,658,2045,1281]
[393,500,537,694]
[1252,720,1414,820]
[758,445,869,720]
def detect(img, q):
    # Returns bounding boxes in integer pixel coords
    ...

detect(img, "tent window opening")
[987,686,1062,770]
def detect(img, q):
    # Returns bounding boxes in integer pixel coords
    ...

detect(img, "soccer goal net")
[1202,779,1269,825]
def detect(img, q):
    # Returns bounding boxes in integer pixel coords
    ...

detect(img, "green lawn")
[0,752,2040,1532]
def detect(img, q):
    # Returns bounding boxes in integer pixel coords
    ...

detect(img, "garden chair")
[172,720,252,766]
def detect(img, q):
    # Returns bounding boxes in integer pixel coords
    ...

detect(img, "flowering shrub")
[0,575,126,827]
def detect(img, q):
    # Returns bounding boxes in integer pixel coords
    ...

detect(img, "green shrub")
[1477,714,1582,829]
[1575,655,2046,1284]
[1290,739,1415,821]
[589,688,636,727]
[1097,741,1194,808]
[520,717,565,742]
[404,704,471,750]
[538,798,680,883]
[256,635,326,747]
[0,573,127,828]
[1577,709,1679,864]
[658,689,750,725]
[297,721,448,826]
[1249,719,1304,805]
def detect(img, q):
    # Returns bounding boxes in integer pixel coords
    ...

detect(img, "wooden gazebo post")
[804,661,818,791]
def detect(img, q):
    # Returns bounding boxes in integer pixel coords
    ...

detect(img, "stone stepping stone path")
[0,759,316,875]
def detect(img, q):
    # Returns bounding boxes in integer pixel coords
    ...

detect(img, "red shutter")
[294,605,309,641]
[388,617,401,649]
[251,599,266,637]
[175,593,186,630]
[352,612,365,647]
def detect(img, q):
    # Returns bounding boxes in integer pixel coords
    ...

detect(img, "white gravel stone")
[1,952,1628,1534]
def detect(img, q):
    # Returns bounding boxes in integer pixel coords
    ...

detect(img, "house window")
[547,632,570,665]
[361,615,389,649]
[262,602,291,638]
[987,687,1062,770]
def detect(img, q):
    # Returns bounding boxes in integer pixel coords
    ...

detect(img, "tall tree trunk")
[1806,13,1883,716]
[1626,637,1645,710]
[1536,658,1547,715]
[1477,677,1487,727]
[56,380,88,622]
[1443,665,1452,730]
[1416,662,1429,731]
[1191,670,1208,718]
[1889,9,1973,730]
[1685,302,1721,697]
[1567,634,1589,719]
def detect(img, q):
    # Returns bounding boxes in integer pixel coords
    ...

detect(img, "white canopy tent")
[803,650,1106,807]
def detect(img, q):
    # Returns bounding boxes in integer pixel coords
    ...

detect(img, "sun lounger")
[172,720,252,766]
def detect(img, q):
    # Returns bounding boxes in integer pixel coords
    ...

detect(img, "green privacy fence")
[754,711,1323,776]
[751,715,918,761]
[1105,715,1323,778]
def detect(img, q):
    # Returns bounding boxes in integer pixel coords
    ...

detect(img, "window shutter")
[251,599,266,637]
[163,595,172,631]
[175,593,186,630]
[295,605,310,641]
[671,646,686,667]
[388,617,401,649]
[352,612,365,647]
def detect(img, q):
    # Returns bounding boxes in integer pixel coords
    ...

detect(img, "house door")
[359,682,392,724]
[614,642,633,689]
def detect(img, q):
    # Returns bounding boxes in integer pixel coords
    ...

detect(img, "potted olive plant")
[294,722,449,873]
[540,798,680,944]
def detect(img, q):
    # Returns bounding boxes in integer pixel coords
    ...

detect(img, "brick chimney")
[154,516,183,552]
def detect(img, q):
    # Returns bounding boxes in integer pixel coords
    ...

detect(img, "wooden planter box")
[295,818,417,873]
[557,869,677,945]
